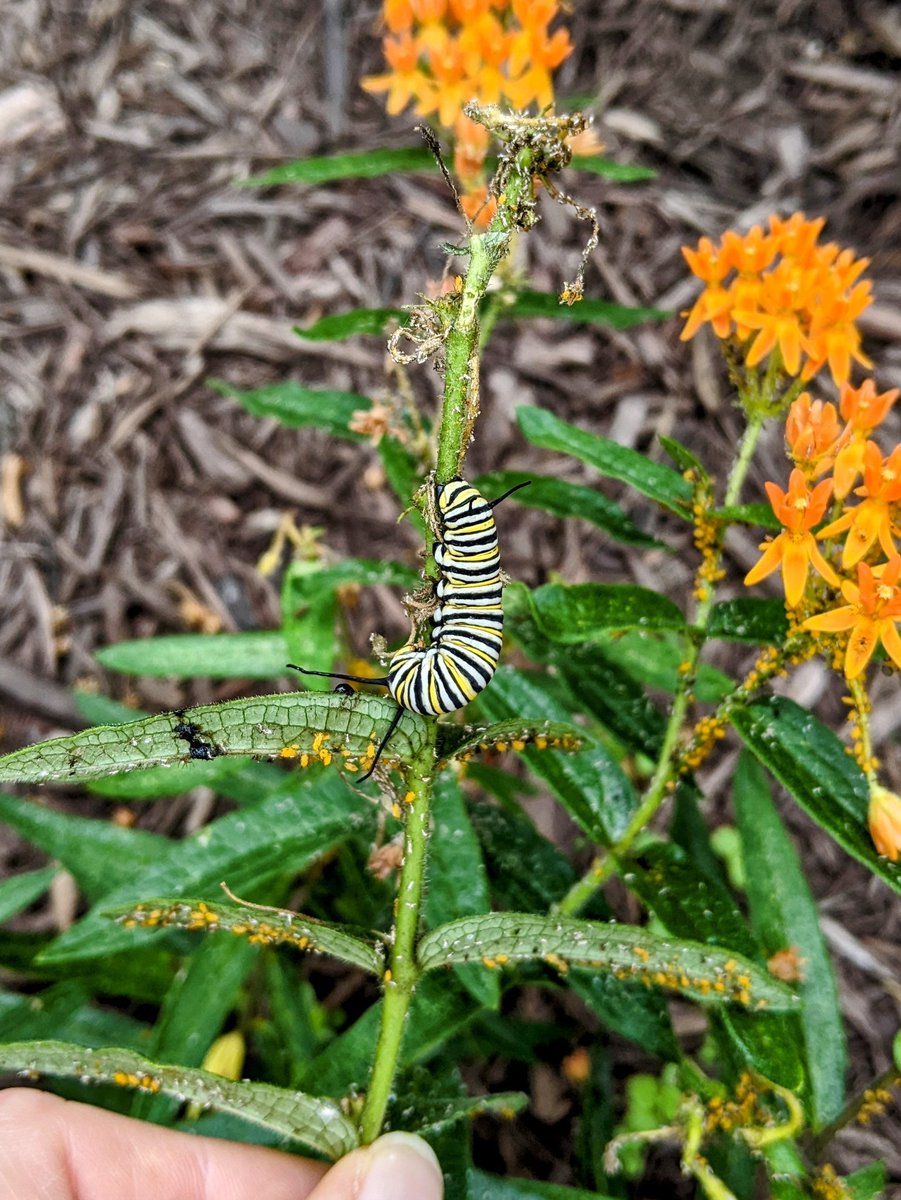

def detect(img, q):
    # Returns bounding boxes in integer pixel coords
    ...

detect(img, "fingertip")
[309,1132,443,1200]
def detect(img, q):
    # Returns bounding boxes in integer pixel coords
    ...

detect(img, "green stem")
[555,410,768,916]
[359,726,438,1144]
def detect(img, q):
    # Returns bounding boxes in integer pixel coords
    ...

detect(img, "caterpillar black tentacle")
[288,476,526,778]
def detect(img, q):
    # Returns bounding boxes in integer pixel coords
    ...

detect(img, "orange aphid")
[803,558,901,679]
[744,468,839,607]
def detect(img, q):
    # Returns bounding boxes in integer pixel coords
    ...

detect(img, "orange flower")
[832,380,900,499]
[362,0,573,191]
[867,785,901,862]
[680,214,872,385]
[744,469,839,606]
[785,393,846,478]
[803,558,901,679]
[818,441,901,568]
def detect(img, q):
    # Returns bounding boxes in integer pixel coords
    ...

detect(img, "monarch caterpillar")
[289,476,528,780]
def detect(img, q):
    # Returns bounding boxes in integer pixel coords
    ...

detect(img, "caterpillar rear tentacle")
[288,476,528,780]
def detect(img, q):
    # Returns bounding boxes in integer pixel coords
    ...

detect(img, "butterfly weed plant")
[1,4,899,1197]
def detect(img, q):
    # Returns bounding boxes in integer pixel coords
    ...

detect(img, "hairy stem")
[359,726,438,1143]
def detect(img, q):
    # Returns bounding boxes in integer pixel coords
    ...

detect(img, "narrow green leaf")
[707,598,789,644]
[517,406,693,516]
[297,976,478,1096]
[0,932,175,1003]
[595,628,734,703]
[243,146,435,187]
[436,718,584,764]
[568,971,680,1061]
[0,982,147,1050]
[378,435,423,525]
[0,1040,357,1159]
[477,668,639,845]
[294,307,408,341]
[209,378,370,440]
[659,434,708,479]
[554,643,666,757]
[469,802,577,913]
[713,502,781,530]
[569,155,656,182]
[503,291,666,329]
[129,932,258,1123]
[0,866,57,924]
[0,791,170,902]
[97,631,290,678]
[0,692,428,784]
[731,696,901,897]
[474,470,663,547]
[530,582,685,642]
[88,757,249,799]
[426,776,498,1009]
[106,897,384,975]
[38,773,373,964]
[734,752,846,1126]
[845,1161,887,1200]
[419,913,796,1010]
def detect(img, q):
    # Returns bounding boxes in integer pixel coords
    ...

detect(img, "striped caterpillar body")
[387,479,505,716]
[289,475,527,779]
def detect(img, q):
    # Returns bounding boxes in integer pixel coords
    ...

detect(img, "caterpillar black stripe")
[289,476,528,780]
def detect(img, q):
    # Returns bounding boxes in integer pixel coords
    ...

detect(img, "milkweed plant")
[0,3,898,1198]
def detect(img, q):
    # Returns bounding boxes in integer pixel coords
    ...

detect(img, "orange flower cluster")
[681,214,873,385]
[362,0,576,220]
[744,380,901,679]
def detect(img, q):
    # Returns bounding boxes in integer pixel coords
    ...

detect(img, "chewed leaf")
[436,719,584,764]
[418,913,796,1011]
[106,897,384,976]
[0,692,428,785]
[0,1040,357,1160]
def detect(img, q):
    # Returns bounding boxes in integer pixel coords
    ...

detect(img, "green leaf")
[477,668,639,845]
[474,470,663,548]
[518,406,693,516]
[594,628,733,704]
[298,975,478,1096]
[294,307,408,341]
[845,1161,887,1200]
[469,802,577,913]
[0,1040,357,1159]
[378,435,424,527]
[0,866,57,924]
[731,696,901,897]
[503,291,667,329]
[97,631,290,678]
[0,692,428,784]
[0,932,175,1003]
[426,776,498,1009]
[713,502,781,530]
[659,434,707,479]
[418,913,796,1010]
[106,897,384,975]
[0,982,147,1050]
[530,582,685,642]
[243,146,436,188]
[568,971,680,1061]
[129,932,258,1123]
[209,378,371,440]
[707,598,789,644]
[0,791,170,902]
[37,772,373,964]
[88,757,249,799]
[554,644,666,757]
[468,1168,618,1199]
[436,718,585,764]
[733,752,846,1126]
[569,155,656,183]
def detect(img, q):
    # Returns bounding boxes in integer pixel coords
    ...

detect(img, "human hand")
[0,1089,444,1200]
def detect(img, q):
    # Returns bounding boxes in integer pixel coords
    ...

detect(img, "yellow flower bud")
[868,785,901,862]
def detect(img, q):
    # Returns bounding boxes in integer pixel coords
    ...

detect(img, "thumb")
[309,1132,444,1200]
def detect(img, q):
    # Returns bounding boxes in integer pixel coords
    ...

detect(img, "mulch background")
[1,0,900,1187]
